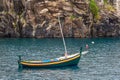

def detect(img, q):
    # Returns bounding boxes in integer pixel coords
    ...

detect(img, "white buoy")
[91,41,95,44]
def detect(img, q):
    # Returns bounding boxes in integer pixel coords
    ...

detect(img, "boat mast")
[58,16,68,57]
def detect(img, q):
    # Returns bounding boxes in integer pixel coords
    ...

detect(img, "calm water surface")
[0,38,120,80]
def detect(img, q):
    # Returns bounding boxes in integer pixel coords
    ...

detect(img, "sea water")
[0,38,120,80]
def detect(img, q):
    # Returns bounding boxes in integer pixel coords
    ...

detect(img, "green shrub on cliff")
[103,0,115,12]
[106,4,115,12]
[89,0,99,21]
[104,0,108,4]
[70,15,76,20]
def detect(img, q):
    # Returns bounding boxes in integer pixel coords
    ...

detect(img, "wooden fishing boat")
[18,48,82,68]
[18,16,83,69]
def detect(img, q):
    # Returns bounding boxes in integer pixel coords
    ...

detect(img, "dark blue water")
[0,38,120,80]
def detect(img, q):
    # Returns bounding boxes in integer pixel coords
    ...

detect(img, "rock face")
[0,0,120,38]
[93,13,120,37]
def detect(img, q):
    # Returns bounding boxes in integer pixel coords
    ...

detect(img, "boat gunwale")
[21,53,80,63]
[20,53,80,66]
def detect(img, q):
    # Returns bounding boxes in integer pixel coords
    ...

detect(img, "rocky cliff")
[0,0,120,38]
